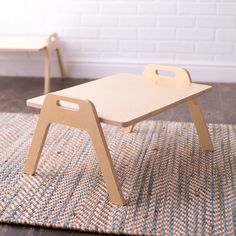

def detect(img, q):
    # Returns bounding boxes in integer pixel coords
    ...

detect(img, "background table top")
[0,36,47,51]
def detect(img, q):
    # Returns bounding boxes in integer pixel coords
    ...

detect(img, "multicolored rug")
[0,112,235,235]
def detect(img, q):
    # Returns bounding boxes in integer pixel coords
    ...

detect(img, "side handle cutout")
[155,69,176,78]
[50,36,56,43]
[56,100,80,112]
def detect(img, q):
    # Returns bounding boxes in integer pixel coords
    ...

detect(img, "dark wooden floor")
[0,77,235,236]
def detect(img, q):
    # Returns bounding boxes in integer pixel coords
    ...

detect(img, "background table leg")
[44,48,51,94]
[56,48,65,79]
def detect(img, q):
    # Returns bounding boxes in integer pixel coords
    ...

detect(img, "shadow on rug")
[0,113,235,235]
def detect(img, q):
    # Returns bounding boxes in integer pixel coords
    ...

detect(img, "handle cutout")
[50,36,56,43]
[56,100,80,112]
[155,69,176,78]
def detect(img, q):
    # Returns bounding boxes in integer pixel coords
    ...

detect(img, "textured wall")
[0,0,236,82]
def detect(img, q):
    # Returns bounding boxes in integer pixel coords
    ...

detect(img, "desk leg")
[188,98,213,151]
[89,122,126,205]
[24,94,126,205]
[24,112,50,175]
[44,48,51,94]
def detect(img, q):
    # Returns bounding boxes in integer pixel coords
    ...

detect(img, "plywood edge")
[27,95,45,109]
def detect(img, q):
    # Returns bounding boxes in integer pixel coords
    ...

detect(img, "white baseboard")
[0,59,236,83]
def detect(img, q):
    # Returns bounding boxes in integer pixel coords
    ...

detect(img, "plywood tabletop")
[27,73,211,127]
[0,36,47,51]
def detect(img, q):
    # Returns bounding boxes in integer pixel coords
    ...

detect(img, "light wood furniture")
[24,64,214,205]
[0,33,64,94]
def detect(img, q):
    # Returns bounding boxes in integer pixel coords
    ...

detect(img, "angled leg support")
[122,125,134,134]
[24,94,125,205]
[187,98,213,151]
[24,114,50,175]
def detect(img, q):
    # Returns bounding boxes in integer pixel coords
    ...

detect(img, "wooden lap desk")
[24,64,213,205]
[0,33,64,94]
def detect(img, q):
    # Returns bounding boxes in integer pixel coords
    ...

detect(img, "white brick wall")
[0,0,236,82]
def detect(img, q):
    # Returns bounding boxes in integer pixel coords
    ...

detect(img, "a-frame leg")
[24,94,126,205]
[24,113,50,175]
[89,119,125,205]
[187,98,213,151]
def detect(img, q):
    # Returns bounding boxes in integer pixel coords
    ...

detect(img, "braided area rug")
[0,112,235,235]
